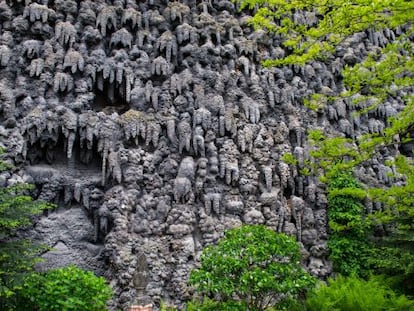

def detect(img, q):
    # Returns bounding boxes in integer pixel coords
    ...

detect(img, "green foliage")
[280,152,297,165]
[0,239,48,309]
[306,134,414,291]
[0,151,111,310]
[367,247,414,295]
[303,94,328,112]
[342,42,414,113]
[369,156,414,234]
[0,152,52,239]
[160,301,178,311]
[282,153,312,175]
[306,131,414,290]
[328,237,371,277]
[0,152,52,309]
[186,297,306,311]
[366,156,414,293]
[186,298,247,311]
[327,173,366,234]
[307,130,363,182]
[20,265,112,311]
[327,172,371,277]
[305,274,414,311]
[235,0,414,66]
[189,225,315,311]
[0,184,51,236]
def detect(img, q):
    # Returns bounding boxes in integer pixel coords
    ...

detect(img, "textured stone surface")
[0,0,408,309]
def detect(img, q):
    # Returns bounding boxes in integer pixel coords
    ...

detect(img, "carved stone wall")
[0,0,407,309]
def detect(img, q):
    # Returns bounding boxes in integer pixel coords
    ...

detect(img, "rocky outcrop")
[0,0,408,309]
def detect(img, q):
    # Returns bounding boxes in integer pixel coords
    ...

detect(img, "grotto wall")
[0,0,408,309]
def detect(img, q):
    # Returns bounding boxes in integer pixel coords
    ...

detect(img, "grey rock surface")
[0,0,410,310]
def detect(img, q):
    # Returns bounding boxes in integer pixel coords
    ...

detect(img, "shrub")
[186,298,247,311]
[0,150,52,310]
[20,265,112,311]
[189,225,315,311]
[306,274,414,311]
[327,172,371,276]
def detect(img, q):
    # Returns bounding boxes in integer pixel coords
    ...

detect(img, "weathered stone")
[0,0,407,309]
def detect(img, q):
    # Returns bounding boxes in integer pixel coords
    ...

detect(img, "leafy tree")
[186,298,247,311]
[366,155,414,293]
[305,274,414,311]
[189,225,315,311]
[19,265,112,311]
[160,300,178,311]
[306,99,414,290]
[307,128,414,291]
[327,172,371,277]
[0,153,52,310]
[237,0,413,69]
[235,0,414,292]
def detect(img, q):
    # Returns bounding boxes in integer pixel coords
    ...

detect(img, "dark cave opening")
[91,82,130,115]
[283,186,293,199]
[169,18,182,31]
[26,130,102,173]
[211,32,220,46]
[26,130,65,165]
[147,74,167,87]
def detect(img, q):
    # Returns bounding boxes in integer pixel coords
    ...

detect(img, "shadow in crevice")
[91,81,130,115]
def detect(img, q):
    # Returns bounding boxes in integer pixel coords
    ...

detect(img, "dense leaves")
[236,0,414,66]
[189,225,315,311]
[20,265,112,311]
[0,184,51,237]
[308,138,414,289]
[326,173,372,277]
[186,298,248,311]
[366,156,414,293]
[305,274,414,311]
[0,153,52,309]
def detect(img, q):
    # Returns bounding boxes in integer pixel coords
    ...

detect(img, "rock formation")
[0,0,409,309]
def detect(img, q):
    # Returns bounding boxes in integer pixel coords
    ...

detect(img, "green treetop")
[189,225,315,310]
[0,152,52,309]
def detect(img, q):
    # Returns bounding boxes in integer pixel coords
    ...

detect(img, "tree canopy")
[305,274,414,311]
[19,265,112,311]
[0,153,52,309]
[239,0,413,64]
[236,0,413,132]
[189,225,315,310]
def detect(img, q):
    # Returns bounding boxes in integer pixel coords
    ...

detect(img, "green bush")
[186,298,247,311]
[328,235,371,276]
[305,274,414,311]
[0,150,53,310]
[367,246,414,295]
[327,172,372,276]
[160,300,178,311]
[189,225,315,311]
[20,265,112,311]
